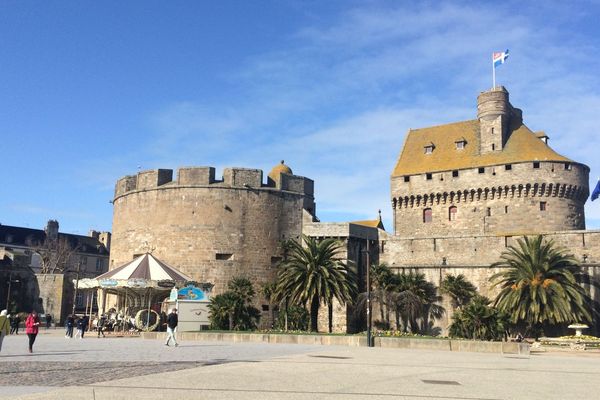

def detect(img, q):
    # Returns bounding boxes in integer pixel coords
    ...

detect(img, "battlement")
[114,166,314,198]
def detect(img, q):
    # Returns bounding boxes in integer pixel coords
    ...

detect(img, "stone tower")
[477,86,522,154]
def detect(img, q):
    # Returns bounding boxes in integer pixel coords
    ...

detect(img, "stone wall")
[111,166,316,328]
[391,161,588,237]
[36,273,67,323]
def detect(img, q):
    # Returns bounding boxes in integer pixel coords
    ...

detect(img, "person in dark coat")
[65,315,75,338]
[164,308,178,347]
[97,314,106,338]
[45,314,52,329]
[10,314,20,335]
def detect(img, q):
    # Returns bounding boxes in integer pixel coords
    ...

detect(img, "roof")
[392,120,573,177]
[0,224,108,256]
[97,253,192,281]
[268,160,293,182]
[351,219,385,230]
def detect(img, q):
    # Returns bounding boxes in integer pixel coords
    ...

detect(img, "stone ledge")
[141,332,529,355]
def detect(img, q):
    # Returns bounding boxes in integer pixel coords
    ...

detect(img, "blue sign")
[99,279,118,287]
[177,285,205,301]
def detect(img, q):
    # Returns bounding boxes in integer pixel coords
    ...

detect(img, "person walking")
[164,308,178,347]
[97,314,106,338]
[25,311,40,353]
[0,310,10,352]
[45,314,52,329]
[10,313,20,335]
[65,315,75,338]
[74,317,84,339]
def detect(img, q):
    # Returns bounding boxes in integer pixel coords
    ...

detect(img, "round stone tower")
[110,163,315,301]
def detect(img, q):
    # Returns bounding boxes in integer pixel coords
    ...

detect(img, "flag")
[493,50,509,67]
[592,179,600,201]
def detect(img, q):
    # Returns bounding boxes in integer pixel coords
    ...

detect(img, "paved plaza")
[1,330,599,399]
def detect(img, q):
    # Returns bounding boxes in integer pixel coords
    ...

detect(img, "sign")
[127,278,148,288]
[99,279,118,287]
[157,280,176,288]
[177,285,205,301]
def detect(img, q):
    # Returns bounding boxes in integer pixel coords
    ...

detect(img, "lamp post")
[5,272,20,311]
[364,238,373,347]
[72,261,82,315]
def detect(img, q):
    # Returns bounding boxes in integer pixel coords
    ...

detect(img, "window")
[533,162,540,169]
[455,139,466,150]
[423,208,432,223]
[478,167,485,174]
[426,173,433,180]
[452,170,459,178]
[505,164,512,171]
[404,176,410,182]
[81,256,88,265]
[449,206,457,221]
[492,144,495,151]
[5,234,13,243]
[505,206,509,214]
[76,292,84,307]
[424,144,435,154]
[565,163,572,170]
[261,305,270,312]
[491,127,495,134]
[540,202,547,211]
[486,207,492,217]
[216,253,233,260]
[95,258,103,272]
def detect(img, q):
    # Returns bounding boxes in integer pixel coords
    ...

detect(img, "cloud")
[140,1,600,228]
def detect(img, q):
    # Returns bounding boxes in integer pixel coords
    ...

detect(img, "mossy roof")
[392,120,573,177]
[350,219,385,230]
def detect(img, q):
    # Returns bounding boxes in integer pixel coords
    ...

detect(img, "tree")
[33,236,80,274]
[208,277,261,330]
[354,263,397,329]
[275,235,357,332]
[490,235,592,336]
[449,295,507,341]
[392,272,445,334]
[440,274,478,310]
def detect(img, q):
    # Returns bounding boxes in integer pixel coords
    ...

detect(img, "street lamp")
[5,272,20,311]
[363,239,373,347]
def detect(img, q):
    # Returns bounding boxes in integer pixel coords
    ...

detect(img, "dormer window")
[455,138,467,150]
[424,143,435,154]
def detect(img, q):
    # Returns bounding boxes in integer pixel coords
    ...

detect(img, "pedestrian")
[45,314,52,330]
[65,315,75,338]
[74,317,84,339]
[97,314,106,338]
[164,308,178,347]
[0,310,10,352]
[10,313,20,335]
[25,311,40,353]
[82,315,89,338]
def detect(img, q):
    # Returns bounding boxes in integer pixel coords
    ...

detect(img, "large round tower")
[110,164,315,297]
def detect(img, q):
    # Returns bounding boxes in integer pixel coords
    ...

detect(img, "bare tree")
[33,236,80,274]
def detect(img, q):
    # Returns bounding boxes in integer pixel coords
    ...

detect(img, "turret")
[477,86,522,155]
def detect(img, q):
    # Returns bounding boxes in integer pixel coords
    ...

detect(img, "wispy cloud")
[139,1,600,227]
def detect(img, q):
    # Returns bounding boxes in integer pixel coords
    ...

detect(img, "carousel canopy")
[97,253,193,282]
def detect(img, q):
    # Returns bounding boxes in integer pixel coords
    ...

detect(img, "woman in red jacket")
[25,311,40,353]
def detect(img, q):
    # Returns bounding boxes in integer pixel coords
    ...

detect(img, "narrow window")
[404,176,410,182]
[492,144,496,151]
[533,162,540,169]
[81,256,88,265]
[423,208,432,223]
[478,167,485,174]
[95,258,103,272]
[491,127,495,134]
[540,202,547,211]
[505,164,512,171]
[486,207,492,217]
[452,170,459,178]
[449,206,457,221]
[564,162,572,170]
[504,206,509,214]
[426,173,432,180]
[216,253,233,260]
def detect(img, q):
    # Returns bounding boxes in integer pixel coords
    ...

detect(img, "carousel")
[76,253,194,332]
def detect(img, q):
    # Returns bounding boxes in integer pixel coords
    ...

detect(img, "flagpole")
[492,54,496,89]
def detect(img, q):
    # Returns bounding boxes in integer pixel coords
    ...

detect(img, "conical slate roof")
[97,253,192,282]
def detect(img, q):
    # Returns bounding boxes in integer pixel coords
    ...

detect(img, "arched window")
[449,206,457,221]
[423,208,432,223]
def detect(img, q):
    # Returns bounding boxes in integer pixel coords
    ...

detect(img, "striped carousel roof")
[97,253,193,282]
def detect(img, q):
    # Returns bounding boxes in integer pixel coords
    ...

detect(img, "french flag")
[493,50,509,67]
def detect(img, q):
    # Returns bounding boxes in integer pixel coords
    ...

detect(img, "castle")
[110,86,600,334]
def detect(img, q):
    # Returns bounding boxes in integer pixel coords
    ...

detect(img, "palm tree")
[392,272,445,334]
[440,274,477,310]
[275,235,357,332]
[355,263,396,329]
[490,235,592,336]
[208,292,239,330]
[449,295,507,341]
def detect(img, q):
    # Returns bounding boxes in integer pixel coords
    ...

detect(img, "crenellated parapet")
[114,166,314,200]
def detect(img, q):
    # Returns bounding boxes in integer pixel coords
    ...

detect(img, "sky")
[2,0,600,235]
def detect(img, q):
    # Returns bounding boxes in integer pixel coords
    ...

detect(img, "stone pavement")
[1,331,599,400]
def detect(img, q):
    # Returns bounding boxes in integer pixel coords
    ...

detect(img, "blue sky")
[2,0,600,235]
